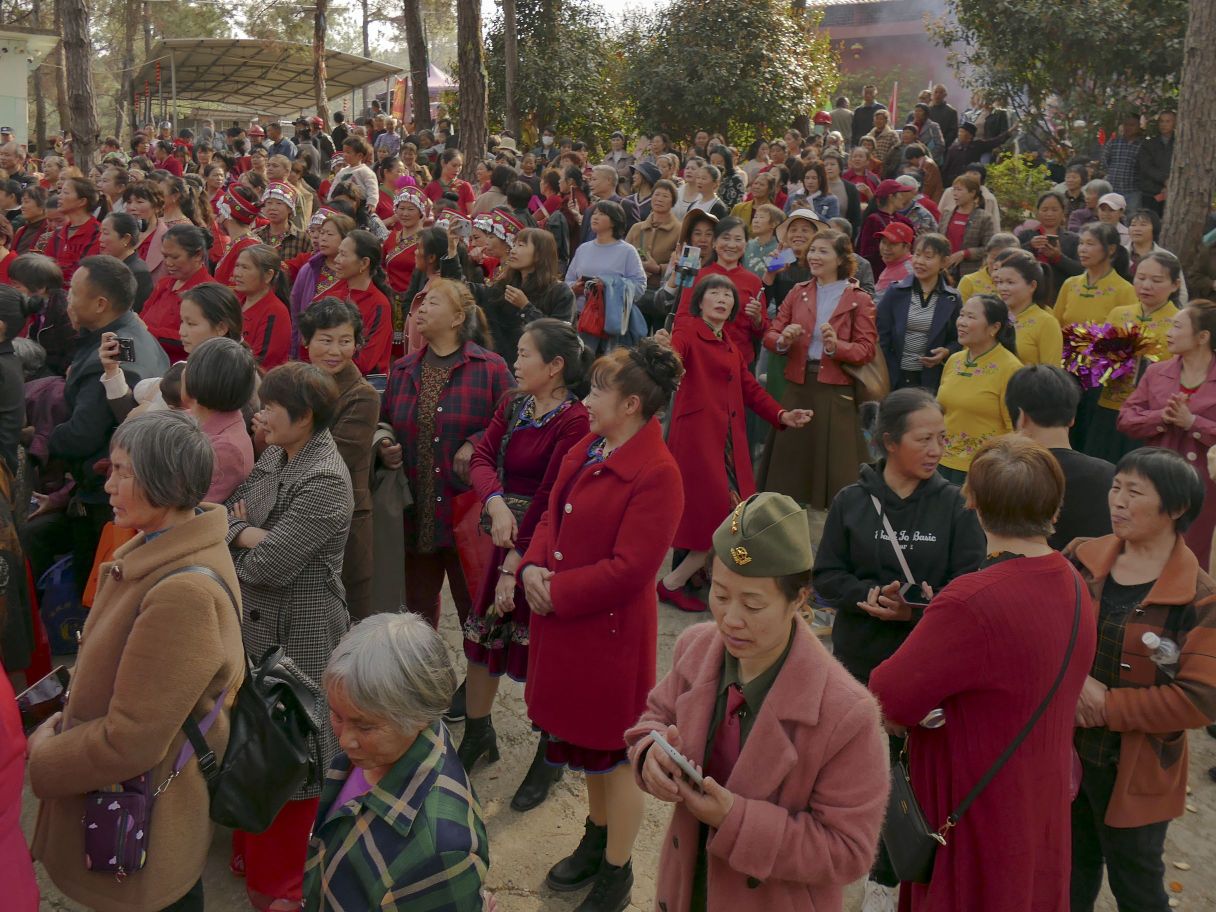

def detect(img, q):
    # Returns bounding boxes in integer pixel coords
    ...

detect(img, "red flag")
[888,81,899,124]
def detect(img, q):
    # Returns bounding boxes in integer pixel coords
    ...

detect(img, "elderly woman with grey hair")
[27,410,246,912]
[304,612,489,912]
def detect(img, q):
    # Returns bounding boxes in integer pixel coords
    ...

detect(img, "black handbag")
[881,571,1083,884]
[167,566,323,834]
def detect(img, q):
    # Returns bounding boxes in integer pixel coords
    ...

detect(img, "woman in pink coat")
[519,339,685,912]
[627,492,890,912]
[656,275,812,614]
[1,664,39,911]
[1118,299,1216,569]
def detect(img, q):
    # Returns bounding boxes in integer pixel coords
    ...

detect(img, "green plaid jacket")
[304,723,489,911]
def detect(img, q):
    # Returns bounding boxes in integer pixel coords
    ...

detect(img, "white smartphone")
[648,729,704,788]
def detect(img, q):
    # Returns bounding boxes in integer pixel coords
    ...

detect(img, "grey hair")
[323,613,456,734]
[985,233,1020,254]
[1084,179,1113,197]
[11,337,45,377]
[591,164,618,185]
[110,410,213,509]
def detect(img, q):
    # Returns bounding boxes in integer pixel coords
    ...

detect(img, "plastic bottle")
[1142,631,1180,668]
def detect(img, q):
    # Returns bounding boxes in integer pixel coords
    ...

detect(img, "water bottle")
[1142,632,1180,669]
[919,708,946,729]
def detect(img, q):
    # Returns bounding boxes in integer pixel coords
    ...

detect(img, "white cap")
[1098,192,1127,211]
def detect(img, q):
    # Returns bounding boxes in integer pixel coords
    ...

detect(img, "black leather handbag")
[881,572,1083,884]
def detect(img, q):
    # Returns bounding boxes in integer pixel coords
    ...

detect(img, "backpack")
[164,566,322,834]
[545,206,571,271]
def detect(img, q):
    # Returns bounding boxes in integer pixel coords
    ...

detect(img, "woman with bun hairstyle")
[123,180,170,283]
[459,319,591,813]
[141,223,214,361]
[212,184,263,287]
[657,275,812,613]
[760,229,877,510]
[232,243,291,369]
[98,211,154,314]
[323,229,394,376]
[992,248,1063,366]
[518,339,684,912]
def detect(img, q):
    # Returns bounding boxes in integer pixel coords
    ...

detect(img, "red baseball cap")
[873,179,906,200]
[876,222,915,245]
[309,115,325,128]
[248,124,266,137]
[813,111,833,126]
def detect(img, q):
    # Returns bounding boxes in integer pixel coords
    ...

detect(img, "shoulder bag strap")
[495,395,529,487]
[152,565,239,788]
[870,495,916,587]
[938,570,1082,838]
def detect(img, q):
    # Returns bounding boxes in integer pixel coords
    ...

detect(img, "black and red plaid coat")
[381,341,513,549]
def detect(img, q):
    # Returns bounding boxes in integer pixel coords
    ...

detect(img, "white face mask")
[541,135,554,147]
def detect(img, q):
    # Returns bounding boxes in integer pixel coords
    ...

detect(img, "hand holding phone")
[17,666,71,734]
[648,728,704,789]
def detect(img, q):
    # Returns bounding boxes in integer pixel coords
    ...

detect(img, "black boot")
[443,679,467,724]
[511,733,564,812]
[545,817,607,892]
[575,858,633,912]
[457,715,499,772]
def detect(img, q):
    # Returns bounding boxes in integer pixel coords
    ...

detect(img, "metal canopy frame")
[134,38,402,122]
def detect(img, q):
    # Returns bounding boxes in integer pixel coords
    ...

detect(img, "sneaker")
[861,879,898,912]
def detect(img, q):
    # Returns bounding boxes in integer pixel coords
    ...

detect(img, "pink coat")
[0,671,39,911]
[625,621,889,912]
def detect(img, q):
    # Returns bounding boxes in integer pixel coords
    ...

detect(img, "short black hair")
[688,273,740,322]
[9,253,62,293]
[77,255,136,313]
[490,163,517,190]
[299,296,364,347]
[1005,364,1080,428]
[184,337,257,412]
[1116,447,1205,532]
[259,361,339,430]
[591,200,627,239]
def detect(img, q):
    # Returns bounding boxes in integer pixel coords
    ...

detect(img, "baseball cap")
[873,179,906,200]
[876,222,915,245]
[310,116,325,128]
[1098,192,1127,211]
[0,127,12,136]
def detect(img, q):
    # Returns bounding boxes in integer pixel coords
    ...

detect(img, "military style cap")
[711,493,813,577]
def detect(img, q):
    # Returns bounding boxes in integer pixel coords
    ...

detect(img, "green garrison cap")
[711,493,814,577]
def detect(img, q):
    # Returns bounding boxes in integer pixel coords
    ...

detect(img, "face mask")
[541,135,553,147]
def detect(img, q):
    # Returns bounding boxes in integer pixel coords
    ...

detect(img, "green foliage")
[932,0,1186,149]
[621,0,837,146]
[485,0,632,153]
[985,153,1054,230]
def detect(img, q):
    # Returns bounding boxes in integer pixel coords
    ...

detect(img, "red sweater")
[46,217,102,286]
[142,266,212,362]
[241,290,291,369]
[212,234,260,287]
[424,178,475,217]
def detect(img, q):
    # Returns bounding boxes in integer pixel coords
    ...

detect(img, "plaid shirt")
[1101,136,1141,195]
[254,223,311,263]
[381,342,513,550]
[304,723,489,912]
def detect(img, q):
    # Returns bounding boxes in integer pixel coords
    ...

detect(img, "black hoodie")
[814,460,985,684]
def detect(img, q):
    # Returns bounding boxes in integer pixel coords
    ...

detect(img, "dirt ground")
[21,522,1216,911]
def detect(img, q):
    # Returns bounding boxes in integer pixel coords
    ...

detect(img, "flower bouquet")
[1063,321,1159,389]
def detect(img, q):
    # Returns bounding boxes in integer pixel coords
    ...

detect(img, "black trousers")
[1070,759,1170,912]
[20,500,112,598]
[871,732,905,887]
[158,878,203,912]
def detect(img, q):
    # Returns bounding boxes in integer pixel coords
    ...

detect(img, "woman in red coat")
[657,275,811,613]
[211,184,262,287]
[141,224,213,362]
[324,229,393,376]
[0,662,38,911]
[383,187,430,356]
[232,243,291,369]
[459,319,591,812]
[870,436,1097,912]
[519,339,684,912]
[44,177,101,286]
[675,216,769,361]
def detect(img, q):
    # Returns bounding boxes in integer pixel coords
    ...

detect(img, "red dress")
[870,553,1097,912]
[464,396,590,681]
[521,418,683,754]
[382,229,420,296]
[45,217,101,286]
[141,266,212,362]
[312,281,392,376]
[212,233,260,287]
[241,291,291,369]
[424,177,476,216]
[675,261,770,360]
[667,314,784,550]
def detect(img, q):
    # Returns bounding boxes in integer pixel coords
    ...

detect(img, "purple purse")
[83,690,226,881]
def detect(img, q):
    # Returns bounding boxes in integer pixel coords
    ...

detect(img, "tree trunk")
[31,0,47,153]
[456,0,486,179]
[61,0,99,168]
[403,0,430,131]
[1161,0,1216,284]
[52,0,70,138]
[535,0,559,129]
[118,0,137,139]
[313,0,332,125]
[502,0,520,137]
[360,0,369,115]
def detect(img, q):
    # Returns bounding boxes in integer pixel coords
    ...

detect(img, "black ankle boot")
[443,680,467,724]
[545,817,607,892]
[511,733,564,812]
[456,715,499,772]
[575,858,633,912]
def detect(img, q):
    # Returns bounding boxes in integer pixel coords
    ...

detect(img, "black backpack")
[164,566,322,833]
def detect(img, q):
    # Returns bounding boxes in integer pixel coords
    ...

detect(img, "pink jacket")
[625,621,889,912]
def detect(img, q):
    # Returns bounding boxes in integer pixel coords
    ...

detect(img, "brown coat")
[29,505,246,912]
[1068,534,1216,827]
[330,361,379,619]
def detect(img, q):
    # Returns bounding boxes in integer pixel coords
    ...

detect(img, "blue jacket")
[876,275,962,393]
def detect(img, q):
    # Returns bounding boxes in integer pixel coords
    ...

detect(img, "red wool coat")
[668,314,784,550]
[625,621,889,912]
[522,418,683,751]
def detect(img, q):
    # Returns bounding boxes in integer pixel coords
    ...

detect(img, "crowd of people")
[0,85,1213,912]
